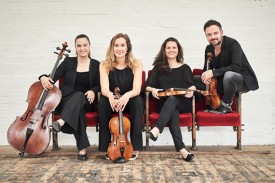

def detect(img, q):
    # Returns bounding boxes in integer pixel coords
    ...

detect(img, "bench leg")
[236,125,242,150]
[52,130,59,151]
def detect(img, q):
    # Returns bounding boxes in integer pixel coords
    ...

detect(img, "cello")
[107,87,133,163]
[7,42,70,157]
[205,52,221,109]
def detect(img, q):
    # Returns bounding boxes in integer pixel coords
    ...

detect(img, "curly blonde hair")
[103,33,139,71]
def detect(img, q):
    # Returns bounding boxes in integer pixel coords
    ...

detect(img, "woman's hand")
[85,90,95,104]
[40,76,53,90]
[115,92,130,112]
[185,86,196,98]
[108,93,118,112]
[152,88,161,99]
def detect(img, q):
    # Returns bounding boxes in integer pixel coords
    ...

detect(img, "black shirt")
[73,72,89,93]
[203,36,259,91]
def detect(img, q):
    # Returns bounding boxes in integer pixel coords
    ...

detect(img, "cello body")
[7,81,61,155]
[7,42,69,156]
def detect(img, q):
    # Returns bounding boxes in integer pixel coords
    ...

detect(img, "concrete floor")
[0,145,274,183]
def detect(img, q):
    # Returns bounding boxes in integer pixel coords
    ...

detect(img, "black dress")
[98,67,144,152]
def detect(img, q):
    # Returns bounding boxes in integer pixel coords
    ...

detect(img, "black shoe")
[78,153,87,161]
[148,132,158,141]
[212,105,232,114]
[182,153,194,162]
[52,121,61,132]
[129,154,138,161]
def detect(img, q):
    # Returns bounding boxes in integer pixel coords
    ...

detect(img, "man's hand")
[201,70,213,85]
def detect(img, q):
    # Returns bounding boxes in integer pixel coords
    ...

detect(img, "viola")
[107,87,133,163]
[205,52,221,109]
[7,42,70,157]
[158,88,208,97]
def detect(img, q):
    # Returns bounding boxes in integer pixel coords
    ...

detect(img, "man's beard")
[211,39,222,46]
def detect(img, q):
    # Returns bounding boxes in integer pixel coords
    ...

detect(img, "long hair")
[104,33,138,71]
[75,34,91,58]
[153,37,184,73]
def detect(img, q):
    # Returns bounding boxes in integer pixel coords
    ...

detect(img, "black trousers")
[193,71,249,106]
[98,95,144,152]
[155,96,192,152]
[55,91,94,151]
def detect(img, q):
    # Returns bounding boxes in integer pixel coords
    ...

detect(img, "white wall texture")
[0,0,274,147]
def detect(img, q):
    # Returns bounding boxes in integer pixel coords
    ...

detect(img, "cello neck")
[49,42,69,80]
[36,42,69,110]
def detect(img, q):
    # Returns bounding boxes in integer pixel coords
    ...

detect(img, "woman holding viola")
[98,33,144,161]
[145,37,195,162]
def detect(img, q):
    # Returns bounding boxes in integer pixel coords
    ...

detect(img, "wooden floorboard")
[0,145,274,183]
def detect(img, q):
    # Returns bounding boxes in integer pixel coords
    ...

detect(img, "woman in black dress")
[145,37,195,161]
[98,33,144,161]
[39,34,100,161]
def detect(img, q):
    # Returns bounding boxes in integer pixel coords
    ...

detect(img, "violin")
[205,52,221,109]
[7,43,70,157]
[158,88,208,97]
[107,87,133,163]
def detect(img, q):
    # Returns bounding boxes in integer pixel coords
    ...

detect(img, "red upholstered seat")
[192,69,243,150]
[196,111,240,126]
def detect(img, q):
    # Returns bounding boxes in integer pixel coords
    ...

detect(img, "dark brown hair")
[203,19,222,31]
[153,37,184,73]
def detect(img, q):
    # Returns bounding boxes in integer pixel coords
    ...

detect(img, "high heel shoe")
[148,132,158,141]
[52,121,61,132]
[182,153,194,162]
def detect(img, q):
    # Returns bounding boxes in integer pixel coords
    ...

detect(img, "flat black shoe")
[78,153,87,161]
[52,121,61,132]
[212,105,232,114]
[148,132,158,141]
[182,153,194,162]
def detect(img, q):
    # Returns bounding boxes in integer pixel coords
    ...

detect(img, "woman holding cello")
[145,37,195,162]
[39,34,100,161]
[98,33,144,161]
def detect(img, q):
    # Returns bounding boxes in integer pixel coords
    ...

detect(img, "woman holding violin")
[39,34,100,161]
[145,37,195,162]
[98,33,144,161]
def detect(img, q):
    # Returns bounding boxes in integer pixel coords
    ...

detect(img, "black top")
[39,57,100,97]
[203,36,259,92]
[145,64,194,90]
[145,64,194,112]
[109,67,134,95]
[73,72,89,93]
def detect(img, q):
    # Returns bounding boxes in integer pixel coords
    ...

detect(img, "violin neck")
[118,110,124,134]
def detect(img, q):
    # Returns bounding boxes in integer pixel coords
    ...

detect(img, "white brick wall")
[1,0,274,146]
